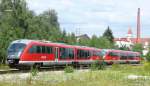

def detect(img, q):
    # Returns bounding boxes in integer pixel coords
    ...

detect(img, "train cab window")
[99,51,106,57]
[36,46,42,53]
[29,46,36,53]
[77,50,90,59]
[60,48,74,59]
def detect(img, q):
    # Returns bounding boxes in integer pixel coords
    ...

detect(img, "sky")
[26,0,150,38]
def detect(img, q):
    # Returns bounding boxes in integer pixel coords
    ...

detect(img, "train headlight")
[103,56,105,59]
[8,59,14,64]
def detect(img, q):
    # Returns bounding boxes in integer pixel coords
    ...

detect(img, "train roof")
[11,39,33,45]
[10,39,101,51]
[101,49,140,54]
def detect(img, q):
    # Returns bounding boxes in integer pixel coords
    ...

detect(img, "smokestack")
[136,8,141,43]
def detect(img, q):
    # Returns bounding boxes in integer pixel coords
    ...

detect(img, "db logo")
[41,56,47,59]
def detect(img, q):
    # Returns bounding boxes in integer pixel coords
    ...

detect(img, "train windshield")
[99,50,107,57]
[8,43,26,56]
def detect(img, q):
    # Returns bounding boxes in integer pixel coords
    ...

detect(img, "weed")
[64,65,74,73]
[30,66,38,76]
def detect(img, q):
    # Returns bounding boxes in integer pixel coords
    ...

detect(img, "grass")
[0,64,9,70]
[1,62,150,86]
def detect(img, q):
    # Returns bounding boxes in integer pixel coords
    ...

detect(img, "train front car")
[7,40,29,68]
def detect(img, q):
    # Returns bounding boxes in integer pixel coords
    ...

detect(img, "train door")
[55,47,59,62]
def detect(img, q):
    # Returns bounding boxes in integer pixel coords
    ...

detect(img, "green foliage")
[102,26,114,43]
[64,65,74,73]
[0,0,62,63]
[66,33,76,45]
[145,51,150,62]
[132,43,143,53]
[98,37,114,48]
[79,35,113,49]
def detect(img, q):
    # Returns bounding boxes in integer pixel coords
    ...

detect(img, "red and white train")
[7,39,102,69]
[101,49,141,64]
[7,39,142,69]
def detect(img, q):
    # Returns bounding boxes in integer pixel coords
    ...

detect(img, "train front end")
[7,40,28,68]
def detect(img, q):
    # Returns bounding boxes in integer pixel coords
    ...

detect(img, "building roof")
[76,34,90,39]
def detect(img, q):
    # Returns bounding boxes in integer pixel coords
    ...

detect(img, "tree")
[0,0,34,63]
[98,37,113,49]
[132,43,143,53]
[0,0,62,63]
[145,50,150,62]
[67,33,76,45]
[89,35,98,47]
[102,26,114,43]
[37,9,61,41]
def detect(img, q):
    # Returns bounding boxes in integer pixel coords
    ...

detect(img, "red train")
[101,49,141,64]
[7,39,141,69]
[7,39,102,69]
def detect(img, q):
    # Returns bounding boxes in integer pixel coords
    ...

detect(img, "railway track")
[0,66,75,75]
[0,64,142,75]
[0,69,20,74]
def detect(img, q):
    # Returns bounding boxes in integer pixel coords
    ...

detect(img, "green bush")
[64,66,74,73]
[145,51,150,62]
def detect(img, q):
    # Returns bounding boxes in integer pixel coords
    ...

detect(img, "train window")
[42,46,46,53]
[77,49,90,59]
[46,46,53,54]
[136,53,141,57]
[37,46,41,53]
[93,51,101,57]
[128,53,135,59]
[60,48,66,59]
[108,52,119,56]
[29,45,53,54]
[68,48,74,59]
[29,46,36,53]
[60,48,74,59]
[120,53,127,60]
